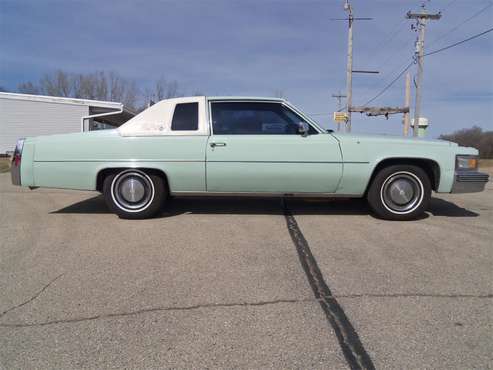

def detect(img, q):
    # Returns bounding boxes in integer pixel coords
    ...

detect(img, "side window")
[171,103,199,131]
[211,102,318,135]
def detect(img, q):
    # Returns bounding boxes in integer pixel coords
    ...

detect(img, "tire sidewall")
[367,165,431,221]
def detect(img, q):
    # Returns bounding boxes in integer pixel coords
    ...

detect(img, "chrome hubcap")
[112,171,154,211]
[388,179,414,205]
[120,178,145,203]
[381,172,423,213]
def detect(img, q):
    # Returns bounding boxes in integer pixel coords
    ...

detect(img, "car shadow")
[51,195,479,219]
[428,197,479,217]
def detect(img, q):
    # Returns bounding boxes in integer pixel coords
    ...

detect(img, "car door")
[205,100,342,194]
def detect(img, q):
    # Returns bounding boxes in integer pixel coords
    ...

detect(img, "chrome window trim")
[207,99,324,136]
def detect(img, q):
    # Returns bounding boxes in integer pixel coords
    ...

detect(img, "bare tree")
[108,72,126,102]
[40,70,72,97]
[15,70,189,112]
[155,77,166,101]
[123,80,139,110]
[165,80,179,99]
[440,126,493,159]
[17,82,40,95]
[154,77,181,100]
[17,70,140,110]
[95,71,108,101]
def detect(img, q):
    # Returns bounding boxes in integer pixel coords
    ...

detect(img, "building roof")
[0,92,136,127]
[0,92,134,112]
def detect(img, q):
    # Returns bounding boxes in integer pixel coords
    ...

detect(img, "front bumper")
[451,170,489,193]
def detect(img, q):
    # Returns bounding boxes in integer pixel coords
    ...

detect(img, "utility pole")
[344,0,353,132]
[332,91,346,131]
[403,72,411,136]
[407,5,441,137]
[341,0,372,132]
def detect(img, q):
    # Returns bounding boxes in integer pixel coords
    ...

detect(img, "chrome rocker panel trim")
[171,191,361,198]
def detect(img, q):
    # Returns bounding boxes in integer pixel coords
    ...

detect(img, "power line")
[354,56,409,108]
[362,26,493,109]
[369,39,415,78]
[363,60,414,106]
[440,0,459,13]
[361,0,466,101]
[366,19,409,66]
[425,26,493,56]
[367,0,460,74]
[429,2,493,47]
[360,53,413,98]
[357,39,415,107]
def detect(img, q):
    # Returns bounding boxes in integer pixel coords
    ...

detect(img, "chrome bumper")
[451,171,489,193]
[11,157,21,186]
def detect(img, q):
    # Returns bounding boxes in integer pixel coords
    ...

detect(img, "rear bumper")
[451,171,489,193]
[11,158,21,186]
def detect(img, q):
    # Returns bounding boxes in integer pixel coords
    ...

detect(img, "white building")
[0,92,135,154]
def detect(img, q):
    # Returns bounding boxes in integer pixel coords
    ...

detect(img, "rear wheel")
[367,165,431,220]
[103,169,166,219]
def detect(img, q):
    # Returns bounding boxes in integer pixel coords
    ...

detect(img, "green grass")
[0,157,11,173]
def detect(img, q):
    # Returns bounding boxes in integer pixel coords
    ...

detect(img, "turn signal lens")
[456,156,478,170]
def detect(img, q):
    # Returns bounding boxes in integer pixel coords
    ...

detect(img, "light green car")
[11,96,489,220]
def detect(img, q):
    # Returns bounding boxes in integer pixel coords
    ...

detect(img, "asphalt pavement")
[0,171,492,369]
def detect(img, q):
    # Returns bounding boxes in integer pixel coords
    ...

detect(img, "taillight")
[12,138,25,167]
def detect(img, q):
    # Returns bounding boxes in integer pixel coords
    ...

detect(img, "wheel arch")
[365,157,440,194]
[96,167,170,194]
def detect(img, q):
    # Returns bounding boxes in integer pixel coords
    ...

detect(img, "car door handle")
[210,142,227,147]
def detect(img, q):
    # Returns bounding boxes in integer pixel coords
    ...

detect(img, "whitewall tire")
[103,169,166,219]
[367,165,431,220]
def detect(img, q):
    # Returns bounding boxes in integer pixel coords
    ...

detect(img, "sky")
[1,0,492,137]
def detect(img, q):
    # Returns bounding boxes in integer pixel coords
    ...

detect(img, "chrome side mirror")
[298,122,309,137]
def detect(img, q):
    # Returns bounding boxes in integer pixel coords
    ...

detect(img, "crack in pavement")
[1,292,490,329]
[282,200,376,370]
[0,298,317,328]
[1,293,490,329]
[0,273,64,319]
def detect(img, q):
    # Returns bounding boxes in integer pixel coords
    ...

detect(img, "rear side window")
[171,103,198,131]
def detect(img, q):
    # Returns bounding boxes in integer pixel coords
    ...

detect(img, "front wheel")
[367,165,431,221]
[103,169,166,219]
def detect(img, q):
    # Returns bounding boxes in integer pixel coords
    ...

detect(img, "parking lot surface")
[1,171,492,369]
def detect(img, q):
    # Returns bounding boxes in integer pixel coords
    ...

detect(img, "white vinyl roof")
[119,96,208,137]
